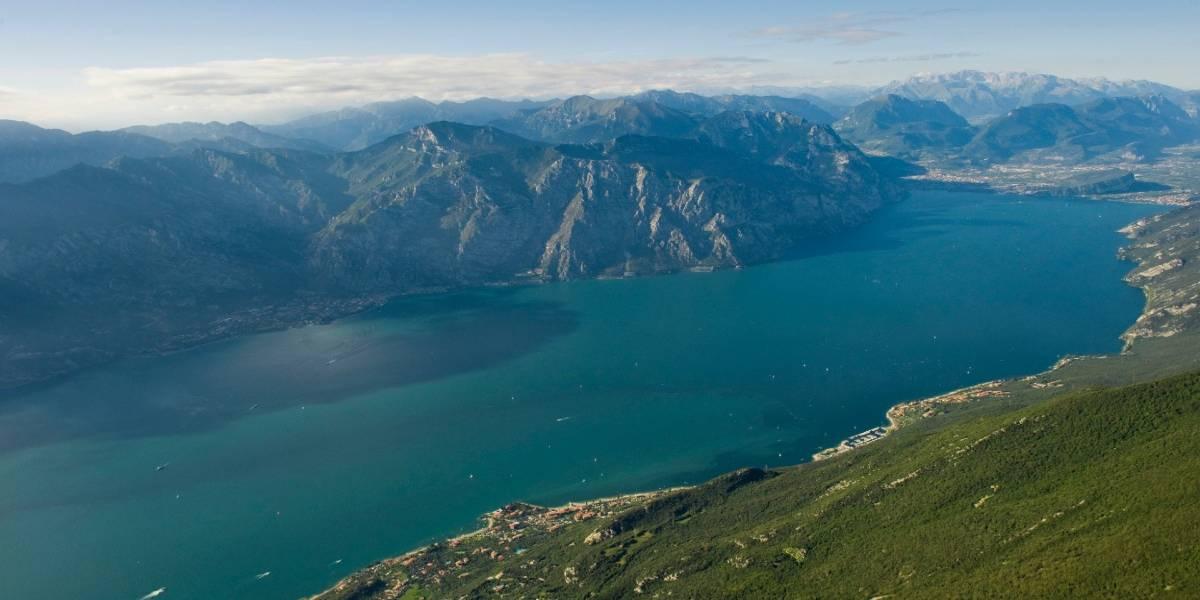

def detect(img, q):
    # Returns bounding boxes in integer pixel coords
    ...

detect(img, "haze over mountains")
[0,120,174,184]
[2,70,1196,178]
[1,70,1195,184]
[260,97,555,151]
[122,121,331,152]
[966,95,1200,163]
[216,71,1200,152]
[876,70,1200,121]
[833,92,1200,165]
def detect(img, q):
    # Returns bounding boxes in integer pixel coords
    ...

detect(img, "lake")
[0,191,1163,600]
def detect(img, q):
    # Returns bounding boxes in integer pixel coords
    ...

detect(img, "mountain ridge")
[966,94,1200,163]
[121,120,331,153]
[0,117,898,389]
[875,70,1194,120]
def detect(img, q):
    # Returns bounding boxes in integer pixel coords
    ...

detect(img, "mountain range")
[0,114,896,388]
[261,93,836,151]
[0,120,174,183]
[830,92,1200,166]
[159,71,1200,157]
[966,95,1200,163]
[0,119,330,183]
[487,96,702,145]
[630,90,835,123]
[260,97,555,151]
[875,70,1197,121]
[3,71,1197,184]
[121,120,330,153]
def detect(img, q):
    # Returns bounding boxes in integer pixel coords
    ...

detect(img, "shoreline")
[310,202,1195,599]
[813,207,1186,462]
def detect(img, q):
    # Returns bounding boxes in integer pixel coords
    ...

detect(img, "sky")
[1,0,1198,130]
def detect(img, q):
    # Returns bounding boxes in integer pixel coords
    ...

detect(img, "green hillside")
[315,369,1200,599]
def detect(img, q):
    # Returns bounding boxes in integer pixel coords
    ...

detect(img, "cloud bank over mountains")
[5,54,826,130]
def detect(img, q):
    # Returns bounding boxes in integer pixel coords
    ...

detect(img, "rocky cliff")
[0,117,897,388]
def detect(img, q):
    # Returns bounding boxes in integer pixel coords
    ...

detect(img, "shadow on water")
[0,193,1044,457]
[0,287,580,454]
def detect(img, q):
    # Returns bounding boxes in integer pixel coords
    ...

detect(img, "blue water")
[0,191,1161,600]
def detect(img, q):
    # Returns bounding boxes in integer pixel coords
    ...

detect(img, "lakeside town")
[311,491,678,599]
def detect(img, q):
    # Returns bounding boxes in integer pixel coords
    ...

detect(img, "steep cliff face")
[0,118,895,388]
[693,111,894,201]
[308,120,892,290]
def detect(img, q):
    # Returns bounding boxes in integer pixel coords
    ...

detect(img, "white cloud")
[82,54,787,103]
[0,53,829,129]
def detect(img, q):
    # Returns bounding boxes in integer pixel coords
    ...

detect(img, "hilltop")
[834,94,975,160]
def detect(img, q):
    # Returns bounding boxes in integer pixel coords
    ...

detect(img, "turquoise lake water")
[0,191,1163,599]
